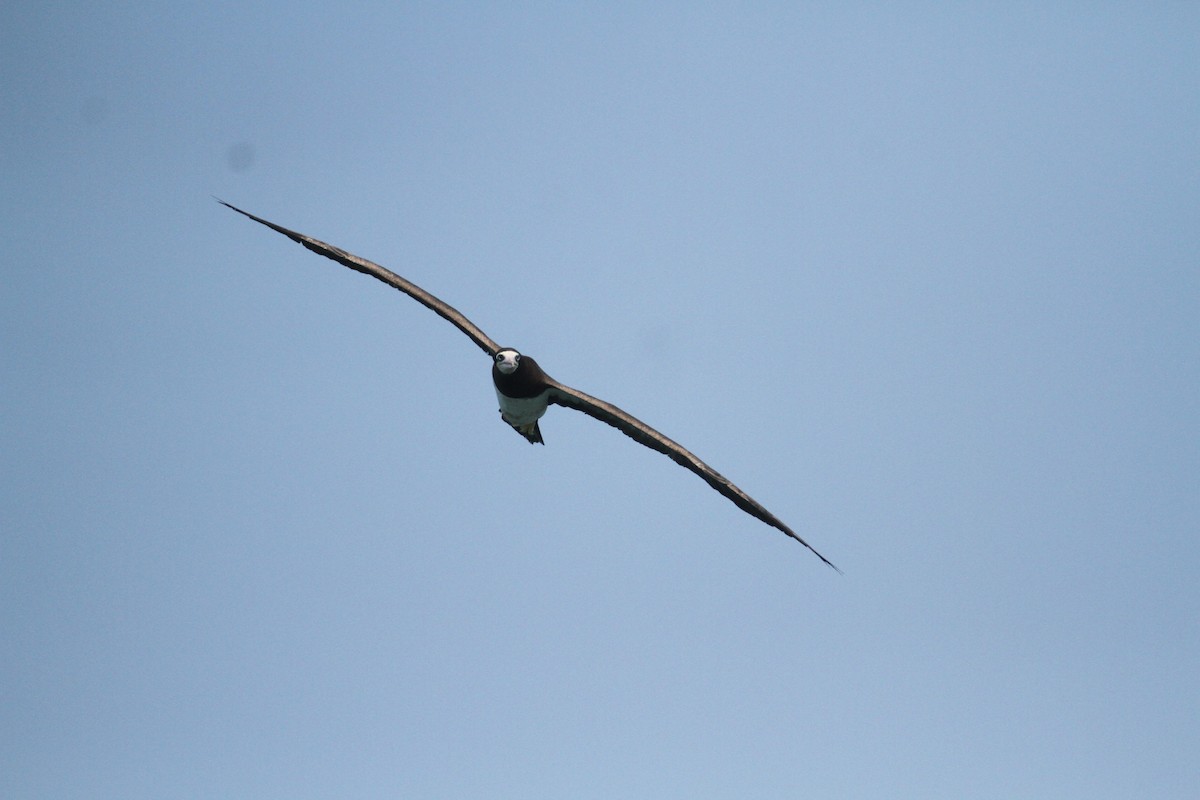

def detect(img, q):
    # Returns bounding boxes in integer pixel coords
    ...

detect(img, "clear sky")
[2,4,1197,798]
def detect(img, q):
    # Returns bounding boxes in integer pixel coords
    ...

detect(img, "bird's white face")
[494,349,521,375]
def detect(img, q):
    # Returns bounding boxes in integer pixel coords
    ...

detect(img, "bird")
[220,200,838,571]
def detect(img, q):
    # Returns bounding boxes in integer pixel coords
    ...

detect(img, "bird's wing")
[545,378,839,571]
[219,201,502,357]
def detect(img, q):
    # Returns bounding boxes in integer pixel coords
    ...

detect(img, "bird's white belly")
[496,389,551,426]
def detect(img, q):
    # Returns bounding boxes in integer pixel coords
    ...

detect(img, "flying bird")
[220,200,838,571]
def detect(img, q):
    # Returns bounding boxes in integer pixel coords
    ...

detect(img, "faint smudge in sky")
[225,141,255,172]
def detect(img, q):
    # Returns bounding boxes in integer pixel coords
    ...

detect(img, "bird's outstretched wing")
[546,378,840,571]
[219,201,501,357]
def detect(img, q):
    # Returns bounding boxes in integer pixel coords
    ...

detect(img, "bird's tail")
[514,420,544,445]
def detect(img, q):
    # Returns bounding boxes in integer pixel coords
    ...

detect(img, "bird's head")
[494,349,521,375]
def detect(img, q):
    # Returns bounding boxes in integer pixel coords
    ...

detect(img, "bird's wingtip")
[214,197,248,215]
[812,548,842,574]
[784,528,841,573]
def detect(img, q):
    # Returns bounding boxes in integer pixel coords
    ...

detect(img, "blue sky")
[2,4,1197,797]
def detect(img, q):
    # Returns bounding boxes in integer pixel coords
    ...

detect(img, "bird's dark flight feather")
[546,379,840,571]
[219,200,500,357]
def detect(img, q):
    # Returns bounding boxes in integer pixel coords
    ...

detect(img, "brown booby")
[221,201,838,570]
